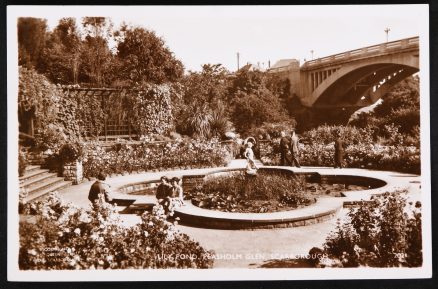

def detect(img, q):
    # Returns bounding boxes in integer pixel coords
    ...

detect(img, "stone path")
[57,160,422,268]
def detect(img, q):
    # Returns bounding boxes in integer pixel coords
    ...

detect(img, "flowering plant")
[318,191,422,267]
[259,125,420,174]
[82,139,232,179]
[19,193,214,269]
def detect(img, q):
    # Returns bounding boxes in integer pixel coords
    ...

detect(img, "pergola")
[62,87,138,141]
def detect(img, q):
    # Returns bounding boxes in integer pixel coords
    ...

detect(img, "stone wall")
[63,160,83,185]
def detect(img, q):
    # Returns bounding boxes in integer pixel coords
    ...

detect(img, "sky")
[10,5,427,72]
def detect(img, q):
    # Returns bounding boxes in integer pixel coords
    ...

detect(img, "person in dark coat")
[289,128,301,168]
[156,176,171,203]
[334,130,346,168]
[88,172,112,208]
[279,131,291,166]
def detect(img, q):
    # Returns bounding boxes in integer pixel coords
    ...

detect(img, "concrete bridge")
[275,36,419,123]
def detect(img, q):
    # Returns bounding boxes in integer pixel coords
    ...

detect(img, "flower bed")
[260,142,420,174]
[259,124,420,174]
[184,171,360,213]
[19,193,214,269]
[82,139,232,179]
[318,191,422,267]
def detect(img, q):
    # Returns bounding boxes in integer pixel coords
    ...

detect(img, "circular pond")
[184,168,380,214]
[115,167,389,229]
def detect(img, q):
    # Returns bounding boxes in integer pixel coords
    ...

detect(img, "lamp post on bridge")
[384,27,391,42]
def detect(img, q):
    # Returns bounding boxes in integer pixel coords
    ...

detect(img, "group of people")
[155,176,185,213]
[88,172,185,214]
[279,128,345,168]
[87,129,346,209]
[279,128,301,168]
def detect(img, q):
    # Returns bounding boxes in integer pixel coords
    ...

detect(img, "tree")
[115,26,184,85]
[175,64,231,138]
[182,64,229,104]
[232,90,288,133]
[229,70,289,133]
[81,17,114,86]
[265,74,291,99]
[41,18,82,84]
[18,17,48,69]
[350,76,420,136]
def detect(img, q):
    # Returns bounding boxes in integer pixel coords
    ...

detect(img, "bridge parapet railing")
[303,36,419,68]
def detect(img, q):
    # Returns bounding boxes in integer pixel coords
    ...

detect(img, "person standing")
[88,172,112,208]
[334,130,346,168]
[289,128,301,168]
[279,131,291,166]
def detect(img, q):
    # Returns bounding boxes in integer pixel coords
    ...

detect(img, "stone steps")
[24,165,41,173]
[23,180,72,203]
[20,164,72,203]
[19,168,51,183]
[20,172,59,188]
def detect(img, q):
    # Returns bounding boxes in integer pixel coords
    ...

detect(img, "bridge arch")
[306,51,419,108]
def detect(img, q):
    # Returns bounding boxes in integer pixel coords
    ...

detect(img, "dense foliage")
[115,26,184,85]
[18,67,82,153]
[18,17,48,70]
[185,171,313,213]
[19,67,176,154]
[175,64,231,139]
[229,70,289,133]
[41,18,82,84]
[18,17,184,88]
[82,139,232,179]
[19,193,214,269]
[350,76,420,139]
[260,125,420,174]
[126,84,175,136]
[319,191,422,267]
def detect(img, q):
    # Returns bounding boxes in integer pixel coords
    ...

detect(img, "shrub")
[248,121,297,140]
[82,139,232,179]
[19,68,81,154]
[259,124,420,174]
[186,171,312,212]
[59,142,83,163]
[180,103,213,139]
[349,76,420,144]
[231,91,289,134]
[209,103,231,139]
[201,171,307,201]
[19,193,214,269]
[321,191,422,267]
[301,125,374,145]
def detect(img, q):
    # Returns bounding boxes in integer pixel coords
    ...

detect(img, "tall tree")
[175,64,230,138]
[42,18,82,84]
[115,26,184,85]
[17,17,48,69]
[182,64,229,104]
[229,70,289,133]
[81,17,114,86]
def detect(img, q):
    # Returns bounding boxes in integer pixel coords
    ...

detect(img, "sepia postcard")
[7,4,431,281]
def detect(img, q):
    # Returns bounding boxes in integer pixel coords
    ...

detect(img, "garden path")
[57,160,422,268]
